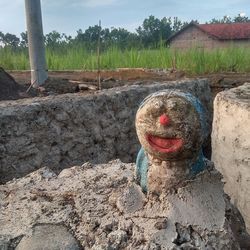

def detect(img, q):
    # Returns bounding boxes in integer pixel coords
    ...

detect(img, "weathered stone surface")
[0,79,212,183]
[16,224,81,250]
[212,82,250,234]
[0,160,249,249]
[0,240,9,250]
[116,183,146,213]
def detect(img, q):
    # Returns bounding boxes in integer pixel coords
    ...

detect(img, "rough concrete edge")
[0,78,210,109]
[214,82,250,106]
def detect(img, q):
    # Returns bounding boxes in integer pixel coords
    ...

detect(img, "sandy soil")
[1,68,250,101]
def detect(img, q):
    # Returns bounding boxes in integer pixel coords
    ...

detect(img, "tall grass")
[0,47,29,70]
[1,45,250,74]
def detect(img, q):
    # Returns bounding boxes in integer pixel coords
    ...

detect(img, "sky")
[0,0,249,37]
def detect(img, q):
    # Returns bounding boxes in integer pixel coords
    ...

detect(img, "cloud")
[81,0,119,7]
[0,0,23,8]
[42,0,119,8]
[116,21,142,32]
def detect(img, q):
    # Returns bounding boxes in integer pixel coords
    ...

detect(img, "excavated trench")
[0,70,249,249]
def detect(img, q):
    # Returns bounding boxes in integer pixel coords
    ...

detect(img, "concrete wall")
[170,26,250,49]
[212,83,250,233]
[0,79,212,183]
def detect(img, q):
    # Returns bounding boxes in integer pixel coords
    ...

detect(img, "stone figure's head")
[135,90,207,162]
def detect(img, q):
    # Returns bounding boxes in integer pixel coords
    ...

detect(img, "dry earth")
[1,68,250,101]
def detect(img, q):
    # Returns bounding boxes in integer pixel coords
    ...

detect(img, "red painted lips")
[147,134,183,153]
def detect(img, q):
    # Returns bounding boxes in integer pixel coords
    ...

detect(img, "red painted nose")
[159,114,170,126]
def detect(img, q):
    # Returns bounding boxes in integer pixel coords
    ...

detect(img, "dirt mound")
[0,67,20,101]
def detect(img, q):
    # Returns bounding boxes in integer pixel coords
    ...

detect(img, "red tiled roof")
[198,23,250,40]
[167,22,250,42]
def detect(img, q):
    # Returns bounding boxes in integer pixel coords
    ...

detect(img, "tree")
[61,33,72,44]
[172,17,186,33]
[209,14,250,24]
[136,15,161,47]
[160,17,173,39]
[0,32,20,48]
[220,15,232,23]
[74,25,102,49]
[20,32,28,48]
[3,14,249,52]
[233,14,250,23]
[109,28,139,49]
[137,15,174,47]
[84,25,101,43]
[45,30,63,48]
[0,31,4,47]
[208,15,231,24]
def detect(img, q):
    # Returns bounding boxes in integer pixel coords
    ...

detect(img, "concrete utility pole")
[25,0,48,87]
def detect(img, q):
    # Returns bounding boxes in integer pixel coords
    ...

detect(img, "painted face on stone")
[136,93,203,161]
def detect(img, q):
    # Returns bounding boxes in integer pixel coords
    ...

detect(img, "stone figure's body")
[135,90,208,194]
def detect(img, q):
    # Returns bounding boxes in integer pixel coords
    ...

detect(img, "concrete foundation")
[0,161,249,249]
[212,83,250,233]
[0,79,212,183]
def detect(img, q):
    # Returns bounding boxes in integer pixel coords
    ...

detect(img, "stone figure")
[135,90,208,194]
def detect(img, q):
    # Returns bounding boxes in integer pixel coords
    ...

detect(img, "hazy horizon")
[0,0,249,37]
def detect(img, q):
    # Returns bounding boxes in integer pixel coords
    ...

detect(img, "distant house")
[167,22,250,49]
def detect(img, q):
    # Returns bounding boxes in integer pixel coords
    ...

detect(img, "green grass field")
[1,46,250,74]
